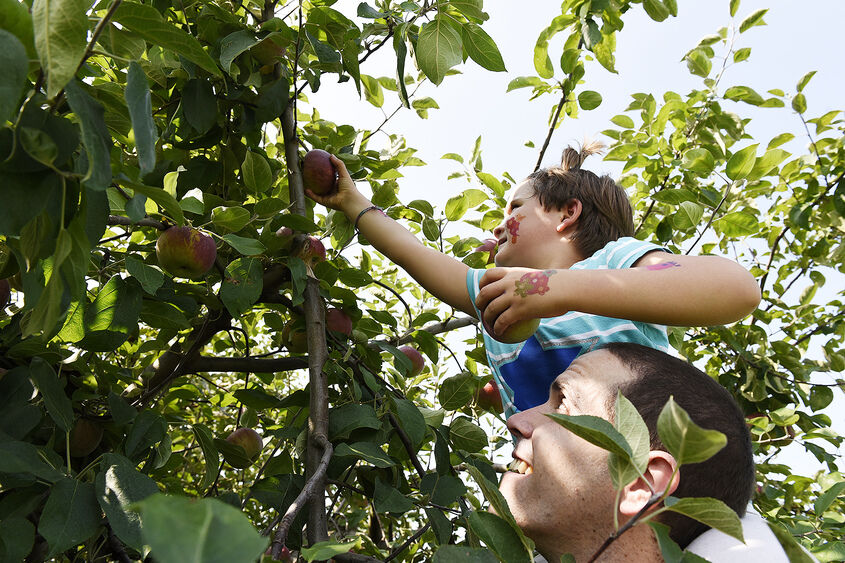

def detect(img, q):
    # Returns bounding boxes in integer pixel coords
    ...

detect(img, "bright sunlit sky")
[305,0,844,474]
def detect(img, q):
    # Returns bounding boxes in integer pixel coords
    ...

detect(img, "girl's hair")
[526,141,634,259]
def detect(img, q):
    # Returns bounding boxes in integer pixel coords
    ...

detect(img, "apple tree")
[0,0,842,561]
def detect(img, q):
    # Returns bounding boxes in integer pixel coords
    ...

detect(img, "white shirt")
[687,510,817,562]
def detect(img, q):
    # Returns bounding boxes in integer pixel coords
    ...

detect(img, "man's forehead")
[553,351,632,406]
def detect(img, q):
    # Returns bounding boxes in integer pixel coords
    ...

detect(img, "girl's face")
[493,181,567,269]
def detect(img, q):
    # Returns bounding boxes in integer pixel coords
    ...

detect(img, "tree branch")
[188,355,308,373]
[534,88,568,172]
[270,435,333,558]
[107,214,168,230]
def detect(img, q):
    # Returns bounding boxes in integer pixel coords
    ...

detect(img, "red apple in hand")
[226,427,263,461]
[326,307,352,336]
[0,279,10,309]
[302,149,337,195]
[156,226,217,279]
[397,345,425,376]
[475,380,503,414]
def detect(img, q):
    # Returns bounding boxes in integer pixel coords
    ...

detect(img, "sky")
[306,0,845,475]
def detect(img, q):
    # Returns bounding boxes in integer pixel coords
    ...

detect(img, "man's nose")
[506,407,537,440]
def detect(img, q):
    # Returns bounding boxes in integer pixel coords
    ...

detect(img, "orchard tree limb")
[281,99,331,545]
[106,215,168,230]
[189,355,308,373]
[390,315,477,347]
[269,435,334,558]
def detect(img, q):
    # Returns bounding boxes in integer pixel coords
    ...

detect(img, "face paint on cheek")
[645,261,682,271]
[505,214,525,244]
[514,270,557,298]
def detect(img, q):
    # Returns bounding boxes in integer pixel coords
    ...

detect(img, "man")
[500,342,801,562]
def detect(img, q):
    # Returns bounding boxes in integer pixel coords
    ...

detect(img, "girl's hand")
[475,267,562,337]
[305,155,370,217]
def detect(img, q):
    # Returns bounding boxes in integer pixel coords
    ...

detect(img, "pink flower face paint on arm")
[514,270,557,298]
[645,261,682,271]
[505,213,525,244]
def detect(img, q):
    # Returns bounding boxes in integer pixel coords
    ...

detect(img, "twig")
[384,523,431,562]
[107,215,168,230]
[534,88,568,172]
[587,493,663,562]
[188,355,308,373]
[387,412,426,478]
[269,435,333,557]
[371,278,413,332]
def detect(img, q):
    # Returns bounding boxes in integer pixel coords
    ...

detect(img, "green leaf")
[420,472,466,506]
[796,70,816,93]
[461,22,505,72]
[725,143,758,180]
[438,372,475,410]
[38,479,101,557]
[125,62,157,176]
[445,193,469,220]
[611,114,635,128]
[222,234,266,256]
[301,539,360,562]
[32,0,90,98]
[96,453,160,552]
[328,403,381,440]
[546,413,633,459]
[0,30,28,123]
[657,397,727,465]
[449,416,487,452]
[182,79,217,134]
[685,49,711,77]
[275,213,320,233]
[578,90,602,110]
[120,180,185,225]
[0,517,35,562]
[724,85,764,105]
[79,275,143,352]
[738,8,767,33]
[729,0,740,17]
[663,497,743,543]
[416,15,462,85]
[393,22,410,107]
[814,481,845,515]
[713,211,758,237]
[124,409,167,461]
[219,30,258,74]
[506,76,545,92]
[643,0,670,22]
[648,521,683,562]
[65,80,112,190]
[0,440,64,481]
[114,2,221,77]
[0,0,36,58]
[534,15,576,78]
[680,147,715,175]
[373,477,414,513]
[29,356,74,432]
[242,151,272,194]
[465,464,535,555]
[125,255,165,295]
[608,392,650,488]
[467,511,532,563]
[791,92,807,114]
[334,442,395,468]
[220,257,263,318]
[191,424,220,491]
[433,545,497,562]
[136,494,268,563]
[211,206,252,232]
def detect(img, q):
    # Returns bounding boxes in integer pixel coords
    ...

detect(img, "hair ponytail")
[560,140,606,171]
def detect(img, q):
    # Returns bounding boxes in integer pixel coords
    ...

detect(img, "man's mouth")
[509,459,533,475]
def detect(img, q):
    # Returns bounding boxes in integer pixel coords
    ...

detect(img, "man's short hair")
[527,144,634,258]
[602,342,755,548]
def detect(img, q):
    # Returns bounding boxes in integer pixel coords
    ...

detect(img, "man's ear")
[556,199,583,233]
[618,451,679,516]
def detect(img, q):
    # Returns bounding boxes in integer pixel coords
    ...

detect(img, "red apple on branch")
[226,427,263,462]
[156,226,217,279]
[397,345,425,377]
[475,380,503,414]
[302,149,337,195]
[326,307,353,336]
[295,235,326,268]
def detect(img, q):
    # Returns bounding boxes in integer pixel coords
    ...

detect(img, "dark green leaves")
[114,2,221,77]
[467,511,532,563]
[136,494,268,563]
[39,479,101,557]
[32,0,90,98]
[96,453,160,551]
[663,497,743,543]
[0,30,28,123]
[182,79,217,134]
[28,357,74,432]
[546,413,633,459]
[65,80,112,190]
[125,62,157,175]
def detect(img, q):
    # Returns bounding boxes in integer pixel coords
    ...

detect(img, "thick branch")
[390,315,477,346]
[270,435,334,557]
[107,215,168,230]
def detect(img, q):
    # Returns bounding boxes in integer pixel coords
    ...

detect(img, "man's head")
[499,343,754,561]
